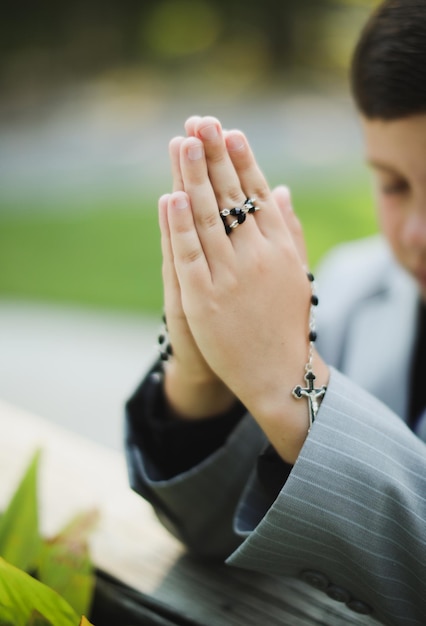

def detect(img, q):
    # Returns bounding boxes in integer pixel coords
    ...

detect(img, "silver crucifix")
[292,369,327,429]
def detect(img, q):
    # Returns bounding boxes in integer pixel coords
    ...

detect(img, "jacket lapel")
[342,263,418,423]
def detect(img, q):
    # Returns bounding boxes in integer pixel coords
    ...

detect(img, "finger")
[179,136,234,266]
[159,193,175,283]
[225,130,286,239]
[272,185,308,266]
[169,136,185,192]
[159,193,183,311]
[194,116,247,212]
[158,193,171,248]
[167,191,213,293]
[185,115,202,137]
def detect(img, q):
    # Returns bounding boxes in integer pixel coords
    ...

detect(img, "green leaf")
[0,600,16,625]
[38,510,99,617]
[0,557,79,626]
[0,451,41,572]
[26,609,55,625]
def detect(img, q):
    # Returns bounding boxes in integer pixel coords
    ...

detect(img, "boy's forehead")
[361,114,426,170]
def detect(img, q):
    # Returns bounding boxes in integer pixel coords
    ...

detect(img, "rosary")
[292,272,327,430]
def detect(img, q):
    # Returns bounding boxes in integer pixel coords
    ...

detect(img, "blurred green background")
[0,0,381,315]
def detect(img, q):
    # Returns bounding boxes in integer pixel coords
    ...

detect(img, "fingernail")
[199,124,219,141]
[159,194,170,209]
[173,193,188,209]
[278,185,292,206]
[227,133,245,151]
[187,143,204,160]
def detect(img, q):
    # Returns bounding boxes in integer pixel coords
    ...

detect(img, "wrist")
[249,353,329,465]
[164,360,236,421]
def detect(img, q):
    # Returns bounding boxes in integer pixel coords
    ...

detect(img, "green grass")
[0,180,378,314]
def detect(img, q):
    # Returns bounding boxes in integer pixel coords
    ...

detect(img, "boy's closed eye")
[380,178,410,195]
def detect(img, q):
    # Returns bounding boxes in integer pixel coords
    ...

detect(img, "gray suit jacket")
[126,236,426,626]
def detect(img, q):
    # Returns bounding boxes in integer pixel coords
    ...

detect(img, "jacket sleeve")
[228,368,426,626]
[125,366,267,559]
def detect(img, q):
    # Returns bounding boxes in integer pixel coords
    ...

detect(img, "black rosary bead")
[237,211,246,224]
[243,198,257,213]
[159,341,173,360]
[159,312,172,361]
[311,294,319,306]
[229,208,247,224]
[309,330,317,342]
[307,272,315,282]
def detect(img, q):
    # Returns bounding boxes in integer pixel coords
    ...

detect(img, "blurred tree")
[0,0,379,103]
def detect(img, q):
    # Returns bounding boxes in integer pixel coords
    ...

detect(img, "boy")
[126,2,426,623]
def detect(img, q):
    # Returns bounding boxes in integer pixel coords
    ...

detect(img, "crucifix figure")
[292,369,327,430]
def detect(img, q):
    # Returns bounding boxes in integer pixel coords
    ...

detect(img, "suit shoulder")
[315,235,392,305]
[315,236,394,367]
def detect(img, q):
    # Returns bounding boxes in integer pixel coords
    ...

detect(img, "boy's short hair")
[351,0,426,119]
